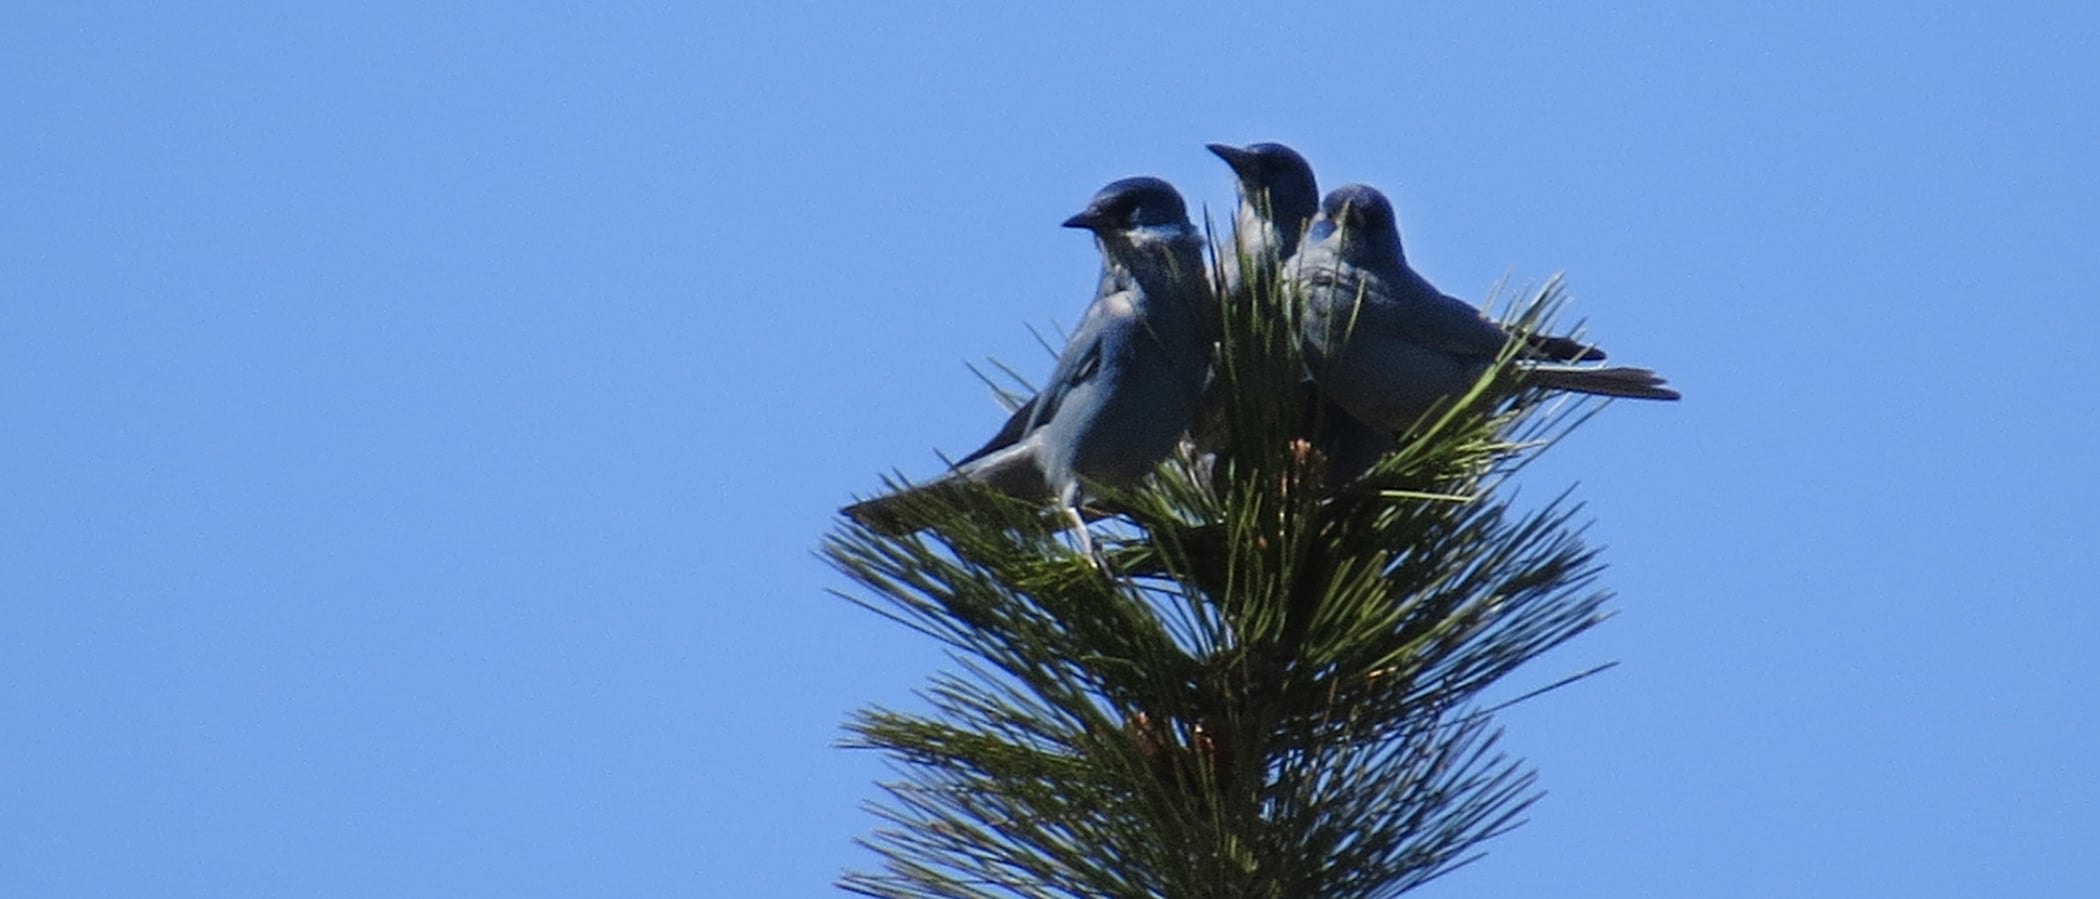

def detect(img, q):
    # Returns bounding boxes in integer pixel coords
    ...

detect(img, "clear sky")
[5,2,2097,896]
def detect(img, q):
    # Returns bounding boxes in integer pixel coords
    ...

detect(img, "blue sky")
[5,2,2096,896]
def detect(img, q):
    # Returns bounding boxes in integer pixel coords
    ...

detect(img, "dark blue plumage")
[1292,184,1678,435]
[1207,142,1321,300]
[846,178,1212,543]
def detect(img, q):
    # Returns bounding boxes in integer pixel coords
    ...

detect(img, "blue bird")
[844,177,1213,549]
[1209,143,1602,361]
[1204,141,1393,483]
[1207,142,1322,300]
[1292,184,1678,436]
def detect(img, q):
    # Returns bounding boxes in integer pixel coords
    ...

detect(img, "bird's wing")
[1523,333,1607,362]
[1011,287,1133,435]
[954,395,1037,466]
[1029,310,1116,425]
[1349,268,1513,360]
[1340,265,1604,363]
[953,280,1135,466]
[1310,259,1511,361]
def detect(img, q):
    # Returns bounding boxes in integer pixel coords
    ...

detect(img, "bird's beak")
[1061,209,1104,231]
[1206,143,1251,172]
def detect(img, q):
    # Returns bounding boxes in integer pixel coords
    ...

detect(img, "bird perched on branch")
[1291,184,1678,435]
[843,177,1213,549]
[1208,142,1322,301]
[1204,141,1393,484]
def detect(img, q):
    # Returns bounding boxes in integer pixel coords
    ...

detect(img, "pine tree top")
[828,245,1625,898]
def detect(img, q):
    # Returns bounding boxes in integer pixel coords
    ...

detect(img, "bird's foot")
[1062,505,1109,572]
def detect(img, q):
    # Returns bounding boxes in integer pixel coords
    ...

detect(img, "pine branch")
[827,239,1622,898]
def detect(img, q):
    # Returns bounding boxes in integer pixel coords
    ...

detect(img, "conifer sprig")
[828,244,1619,897]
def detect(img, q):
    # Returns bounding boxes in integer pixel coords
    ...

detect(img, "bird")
[1204,141,1393,484]
[1209,142,1600,363]
[1207,142,1322,300]
[1290,183,1678,436]
[843,177,1214,551]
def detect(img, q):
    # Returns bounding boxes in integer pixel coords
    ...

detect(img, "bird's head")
[1062,177,1192,237]
[1307,183,1404,263]
[1205,142,1319,228]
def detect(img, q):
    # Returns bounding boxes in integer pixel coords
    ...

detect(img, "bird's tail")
[840,485,951,535]
[1520,365,1681,401]
[840,443,1046,535]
